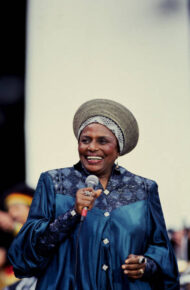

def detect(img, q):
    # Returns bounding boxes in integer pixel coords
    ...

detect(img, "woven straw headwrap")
[73,99,139,155]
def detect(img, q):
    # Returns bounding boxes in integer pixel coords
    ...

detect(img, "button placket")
[104,189,110,195]
[103,238,109,245]
[102,264,109,271]
[70,209,77,216]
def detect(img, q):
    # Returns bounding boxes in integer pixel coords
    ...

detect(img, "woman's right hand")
[75,187,102,215]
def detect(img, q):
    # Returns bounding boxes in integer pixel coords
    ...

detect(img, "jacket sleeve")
[144,181,180,289]
[8,172,79,278]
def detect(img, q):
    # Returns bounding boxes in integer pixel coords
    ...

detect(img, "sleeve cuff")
[36,207,80,256]
[143,256,159,279]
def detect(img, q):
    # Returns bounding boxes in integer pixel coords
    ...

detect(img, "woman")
[8,99,179,289]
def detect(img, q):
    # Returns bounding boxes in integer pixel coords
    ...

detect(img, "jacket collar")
[73,161,121,177]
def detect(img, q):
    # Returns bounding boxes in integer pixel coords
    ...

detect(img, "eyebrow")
[80,135,114,140]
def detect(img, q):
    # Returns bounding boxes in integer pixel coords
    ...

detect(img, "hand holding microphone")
[75,175,102,221]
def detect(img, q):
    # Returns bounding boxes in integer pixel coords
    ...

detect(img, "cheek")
[78,144,83,155]
[105,144,118,158]
[78,142,87,155]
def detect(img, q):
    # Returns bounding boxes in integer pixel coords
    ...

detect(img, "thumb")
[95,189,102,198]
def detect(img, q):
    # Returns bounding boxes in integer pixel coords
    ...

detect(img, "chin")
[85,165,101,173]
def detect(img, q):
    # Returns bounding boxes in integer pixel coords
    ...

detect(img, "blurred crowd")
[0,183,189,289]
[0,183,37,290]
[168,227,190,289]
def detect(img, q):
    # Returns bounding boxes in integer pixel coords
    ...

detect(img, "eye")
[98,137,108,145]
[80,137,91,144]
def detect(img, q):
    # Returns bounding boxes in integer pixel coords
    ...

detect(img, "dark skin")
[78,123,119,189]
[121,254,146,279]
[75,187,102,214]
[75,123,146,279]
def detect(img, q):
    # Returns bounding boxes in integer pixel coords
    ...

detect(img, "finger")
[79,195,95,202]
[83,188,101,197]
[125,255,146,265]
[75,197,93,213]
[81,189,101,200]
[76,194,96,210]
[123,268,144,278]
[125,257,140,264]
[83,187,96,197]
[77,190,95,201]
[77,188,93,196]
[122,263,145,270]
[94,189,102,198]
[127,254,136,259]
[78,198,93,208]
[75,188,102,214]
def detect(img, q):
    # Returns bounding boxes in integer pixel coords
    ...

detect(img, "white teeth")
[87,156,103,160]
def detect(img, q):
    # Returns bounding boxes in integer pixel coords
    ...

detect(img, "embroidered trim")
[48,165,151,212]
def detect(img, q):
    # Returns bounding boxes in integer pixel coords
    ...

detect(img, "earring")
[115,158,119,170]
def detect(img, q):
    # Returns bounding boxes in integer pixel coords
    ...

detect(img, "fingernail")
[124,270,128,274]
[125,259,129,264]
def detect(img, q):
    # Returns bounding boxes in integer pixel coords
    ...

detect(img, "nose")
[88,140,98,151]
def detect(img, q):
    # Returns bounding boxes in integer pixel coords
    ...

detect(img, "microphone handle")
[80,176,99,222]
[81,186,93,221]
[81,206,88,222]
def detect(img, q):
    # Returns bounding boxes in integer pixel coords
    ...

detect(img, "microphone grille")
[85,175,99,187]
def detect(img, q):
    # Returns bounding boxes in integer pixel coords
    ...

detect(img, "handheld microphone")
[85,175,99,188]
[81,175,99,221]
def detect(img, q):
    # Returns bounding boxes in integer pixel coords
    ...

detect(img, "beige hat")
[73,99,139,155]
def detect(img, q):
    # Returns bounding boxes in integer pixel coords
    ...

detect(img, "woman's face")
[78,123,119,178]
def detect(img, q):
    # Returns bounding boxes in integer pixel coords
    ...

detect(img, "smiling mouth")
[86,156,103,160]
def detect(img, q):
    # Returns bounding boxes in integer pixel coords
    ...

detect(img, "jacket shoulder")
[119,166,157,189]
[42,166,83,195]
[46,166,76,178]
